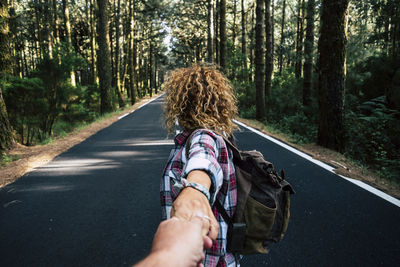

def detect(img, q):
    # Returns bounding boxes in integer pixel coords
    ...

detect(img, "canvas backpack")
[185,130,295,255]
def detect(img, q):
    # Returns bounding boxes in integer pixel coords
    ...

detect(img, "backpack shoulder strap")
[221,136,241,161]
[185,129,239,159]
[215,199,233,226]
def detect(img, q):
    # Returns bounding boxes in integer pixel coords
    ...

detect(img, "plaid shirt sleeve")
[183,130,224,205]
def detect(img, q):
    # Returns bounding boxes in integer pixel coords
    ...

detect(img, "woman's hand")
[170,171,219,241]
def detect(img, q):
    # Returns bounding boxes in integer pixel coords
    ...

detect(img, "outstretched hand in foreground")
[134,213,213,267]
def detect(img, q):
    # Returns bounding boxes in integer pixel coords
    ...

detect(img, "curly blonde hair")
[164,65,238,137]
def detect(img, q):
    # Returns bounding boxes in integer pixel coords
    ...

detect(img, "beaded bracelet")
[181,178,211,202]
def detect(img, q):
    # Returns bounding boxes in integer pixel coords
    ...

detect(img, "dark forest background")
[0,0,399,183]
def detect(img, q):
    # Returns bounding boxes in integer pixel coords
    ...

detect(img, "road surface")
[1,95,399,266]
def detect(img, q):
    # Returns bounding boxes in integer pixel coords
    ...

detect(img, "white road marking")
[118,113,129,120]
[127,141,174,146]
[118,93,165,120]
[233,119,400,207]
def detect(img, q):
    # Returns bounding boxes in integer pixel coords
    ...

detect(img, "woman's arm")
[171,170,219,240]
[170,131,224,241]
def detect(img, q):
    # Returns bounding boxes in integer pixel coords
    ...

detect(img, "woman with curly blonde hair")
[161,65,239,267]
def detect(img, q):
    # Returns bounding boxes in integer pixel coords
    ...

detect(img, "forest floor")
[1,94,399,200]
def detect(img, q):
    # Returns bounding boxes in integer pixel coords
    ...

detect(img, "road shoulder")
[236,118,400,200]
[0,93,164,188]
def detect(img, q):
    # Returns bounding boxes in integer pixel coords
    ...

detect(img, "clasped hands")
[139,171,219,267]
[171,170,219,240]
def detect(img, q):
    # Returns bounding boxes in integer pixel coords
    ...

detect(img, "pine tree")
[219,0,226,70]
[97,0,113,114]
[255,0,265,119]
[0,0,14,150]
[317,0,349,151]
[303,0,315,107]
[265,0,273,100]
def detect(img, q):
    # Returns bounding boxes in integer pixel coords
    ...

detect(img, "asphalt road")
[1,95,399,267]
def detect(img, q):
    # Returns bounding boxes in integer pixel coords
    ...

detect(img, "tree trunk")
[219,0,226,70]
[249,3,255,82]
[215,0,219,64]
[303,0,315,107]
[97,0,113,114]
[128,0,136,105]
[232,0,237,48]
[0,89,14,152]
[241,0,247,73]
[317,0,349,151]
[45,0,54,58]
[278,0,286,74]
[255,0,265,119]
[271,0,275,64]
[0,0,14,150]
[115,0,121,93]
[52,0,58,47]
[62,0,76,86]
[265,0,273,101]
[149,42,153,97]
[295,0,304,79]
[89,0,97,84]
[207,0,214,63]
[114,0,124,108]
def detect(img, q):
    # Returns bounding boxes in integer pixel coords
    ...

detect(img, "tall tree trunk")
[271,0,275,64]
[128,0,136,105]
[303,0,315,107]
[114,0,121,92]
[207,0,214,63]
[89,0,97,84]
[43,0,53,58]
[295,0,304,79]
[317,0,349,151]
[249,3,255,82]
[278,0,286,74]
[0,87,14,150]
[52,0,58,47]
[149,42,153,97]
[215,0,219,64]
[219,0,226,70]
[109,2,114,88]
[97,0,113,114]
[241,0,247,73]
[255,0,265,119]
[0,0,14,150]
[62,0,76,86]
[34,0,44,59]
[232,0,237,48]
[114,0,124,108]
[265,0,273,101]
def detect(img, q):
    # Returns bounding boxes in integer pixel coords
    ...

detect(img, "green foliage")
[4,76,47,144]
[234,80,256,118]
[0,152,20,166]
[226,41,248,81]
[3,52,100,145]
[344,53,400,181]
[268,69,302,120]
[345,106,400,182]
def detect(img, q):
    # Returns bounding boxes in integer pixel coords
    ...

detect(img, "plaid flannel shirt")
[160,129,238,267]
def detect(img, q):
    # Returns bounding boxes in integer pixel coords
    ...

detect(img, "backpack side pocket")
[242,196,276,254]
